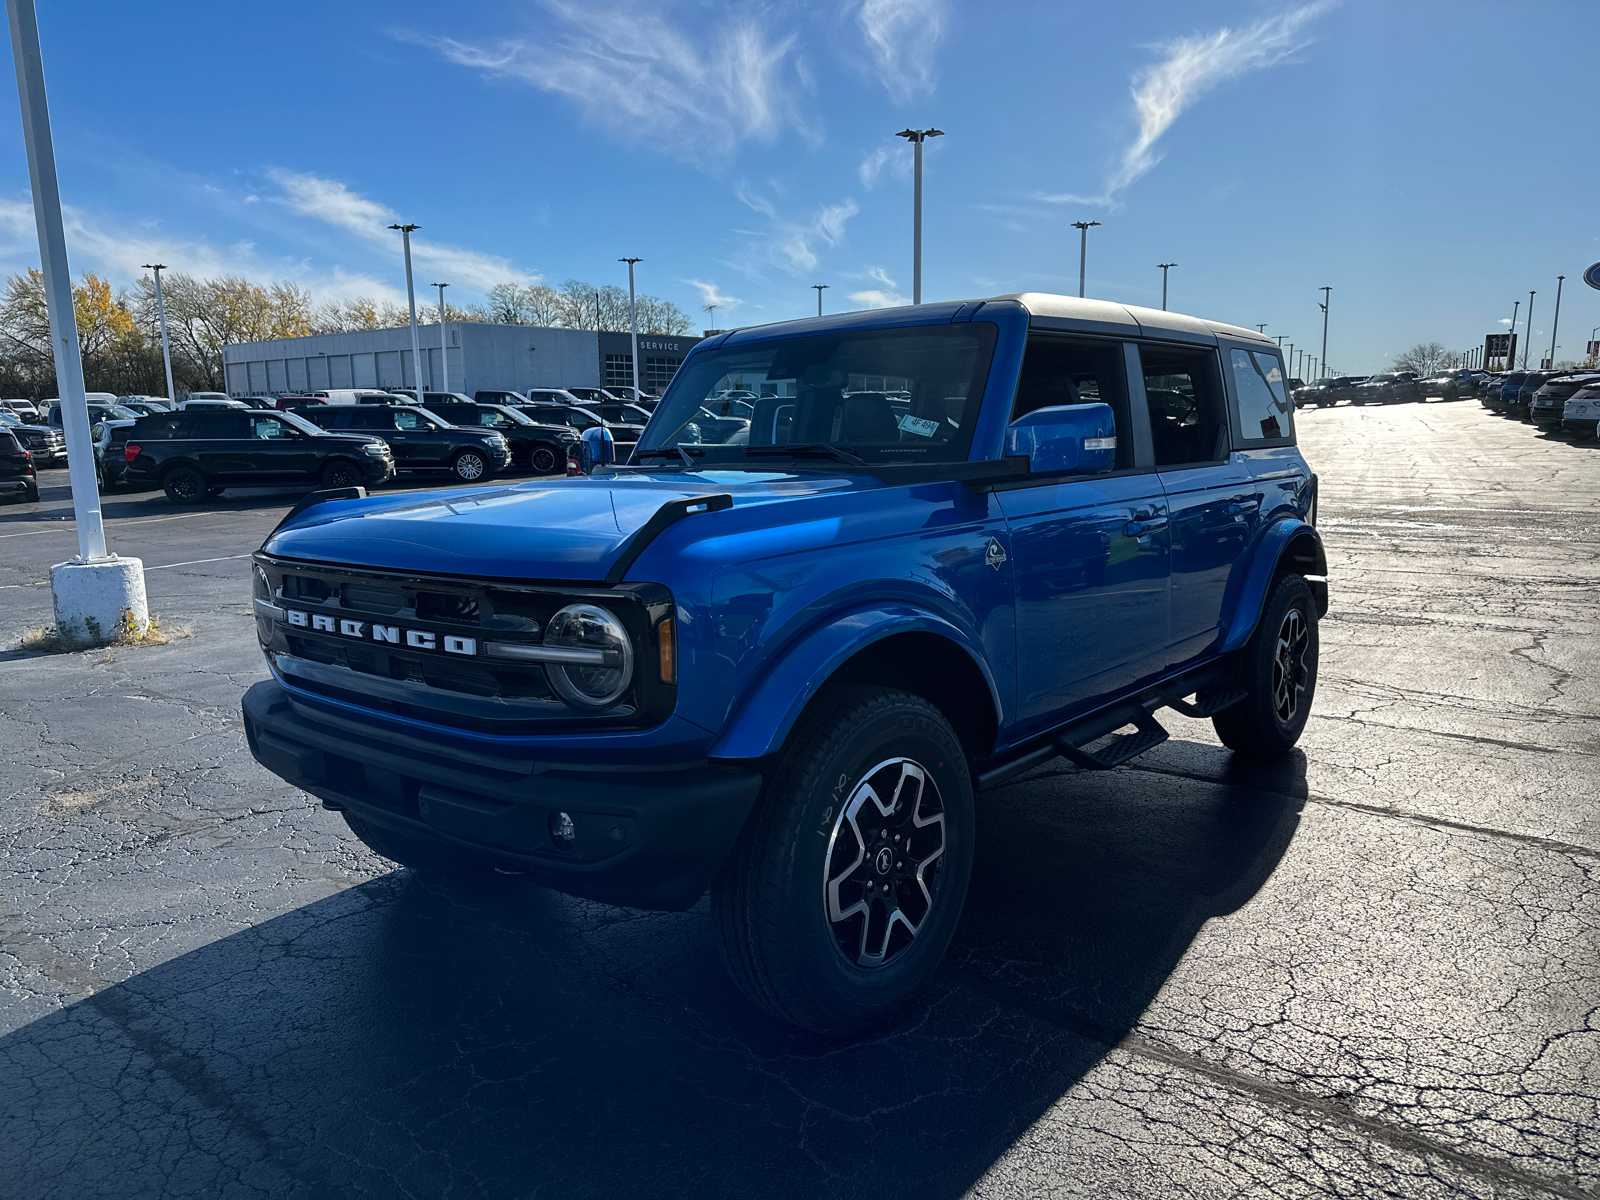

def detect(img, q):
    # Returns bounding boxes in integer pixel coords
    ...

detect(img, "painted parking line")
[0,509,280,540]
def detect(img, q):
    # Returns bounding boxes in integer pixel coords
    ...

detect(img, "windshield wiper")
[744,443,865,466]
[633,447,703,468]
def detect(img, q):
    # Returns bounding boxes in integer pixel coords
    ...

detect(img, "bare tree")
[1393,341,1454,375]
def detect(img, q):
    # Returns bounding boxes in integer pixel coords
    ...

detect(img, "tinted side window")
[1010,334,1134,471]
[251,416,292,439]
[393,410,433,431]
[1229,349,1294,442]
[348,409,394,431]
[135,415,185,439]
[190,413,243,439]
[1139,345,1227,467]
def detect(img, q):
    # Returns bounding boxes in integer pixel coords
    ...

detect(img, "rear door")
[1137,341,1259,669]
[192,412,252,480]
[997,334,1171,735]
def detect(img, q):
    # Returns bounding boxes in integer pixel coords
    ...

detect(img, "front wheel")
[320,460,362,490]
[451,449,489,482]
[712,684,974,1035]
[1213,573,1319,758]
[529,444,559,475]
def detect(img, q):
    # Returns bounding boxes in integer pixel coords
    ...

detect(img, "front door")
[999,334,1171,737]
[246,414,315,481]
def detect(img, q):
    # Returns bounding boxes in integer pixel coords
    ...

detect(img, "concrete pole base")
[50,556,149,648]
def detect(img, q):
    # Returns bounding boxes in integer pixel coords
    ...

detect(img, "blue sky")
[0,0,1595,374]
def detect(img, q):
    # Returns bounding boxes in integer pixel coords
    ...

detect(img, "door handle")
[1125,516,1169,538]
[1226,498,1260,515]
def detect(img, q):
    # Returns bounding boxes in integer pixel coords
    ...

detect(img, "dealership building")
[221,323,703,398]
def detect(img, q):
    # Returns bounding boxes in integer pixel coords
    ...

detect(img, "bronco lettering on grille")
[283,608,477,656]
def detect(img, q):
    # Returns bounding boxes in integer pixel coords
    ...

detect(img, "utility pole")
[8,0,148,644]
[895,128,943,303]
[431,282,449,392]
[812,283,828,316]
[387,223,423,399]
[1157,263,1175,310]
[1547,275,1565,368]
[141,263,175,403]
[1318,286,1331,382]
[704,302,718,330]
[1522,291,1535,369]
[1071,221,1101,298]
[619,257,642,399]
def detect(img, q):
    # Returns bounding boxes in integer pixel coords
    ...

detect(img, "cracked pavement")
[1,401,1597,1198]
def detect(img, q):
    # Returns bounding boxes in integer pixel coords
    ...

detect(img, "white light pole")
[142,262,175,403]
[431,282,449,392]
[813,283,828,316]
[1157,262,1175,310]
[1547,275,1564,368]
[1522,290,1535,370]
[1318,286,1332,379]
[620,257,641,398]
[8,0,147,643]
[388,223,422,399]
[895,128,943,304]
[1071,221,1101,298]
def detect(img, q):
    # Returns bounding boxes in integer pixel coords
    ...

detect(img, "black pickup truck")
[124,408,395,503]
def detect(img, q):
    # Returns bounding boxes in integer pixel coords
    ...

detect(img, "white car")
[117,393,176,412]
[1562,385,1600,439]
[1,398,40,422]
[178,397,249,410]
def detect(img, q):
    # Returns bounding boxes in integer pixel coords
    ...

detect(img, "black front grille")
[255,556,675,734]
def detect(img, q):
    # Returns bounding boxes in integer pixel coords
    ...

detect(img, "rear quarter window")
[1229,349,1294,443]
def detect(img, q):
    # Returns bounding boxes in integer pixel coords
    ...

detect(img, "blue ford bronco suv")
[243,294,1324,1034]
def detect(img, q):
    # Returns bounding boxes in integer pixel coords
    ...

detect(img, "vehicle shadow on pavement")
[0,743,1303,1199]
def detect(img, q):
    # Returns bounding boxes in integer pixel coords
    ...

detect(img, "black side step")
[1151,667,1246,719]
[1055,707,1170,771]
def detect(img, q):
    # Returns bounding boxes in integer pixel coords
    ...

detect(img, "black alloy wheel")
[451,449,488,482]
[162,465,206,504]
[321,460,362,490]
[712,683,974,1035]
[529,444,559,475]
[1213,572,1319,758]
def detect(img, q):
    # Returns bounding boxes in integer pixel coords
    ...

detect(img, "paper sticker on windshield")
[898,414,940,438]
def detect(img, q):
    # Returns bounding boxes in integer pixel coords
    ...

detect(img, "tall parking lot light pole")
[8,0,148,644]
[1547,275,1564,368]
[388,224,422,398]
[431,282,449,392]
[142,263,175,403]
[619,257,642,399]
[895,128,942,304]
[1522,291,1535,369]
[1318,286,1331,378]
[813,283,828,316]
[1157,262,1175,310]
[1506,301,1520,370]
[1071,221,1100,298]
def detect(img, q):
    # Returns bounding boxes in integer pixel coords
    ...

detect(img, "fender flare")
[709,604,1003,761]
[1220,518,1328,654]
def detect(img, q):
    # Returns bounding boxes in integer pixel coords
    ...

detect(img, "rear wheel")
[451,449,489,482]
[320,459,362,490]
[1213,573,1319,759]
[712,684,974,1035]
[529,444,559,475]
[162,465,206,504]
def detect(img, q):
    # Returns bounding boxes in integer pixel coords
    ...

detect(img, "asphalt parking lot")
[1,402,1596,1199]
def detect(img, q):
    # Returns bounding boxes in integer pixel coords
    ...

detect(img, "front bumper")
[243,679,763,910]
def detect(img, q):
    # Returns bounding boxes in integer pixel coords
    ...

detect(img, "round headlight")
[543,603,633,709]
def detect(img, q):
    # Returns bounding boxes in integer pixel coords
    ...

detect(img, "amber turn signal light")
[657,618,676,684]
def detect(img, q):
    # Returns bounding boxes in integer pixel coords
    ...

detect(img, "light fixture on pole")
[1547,275,1565,368]
[812,283,828,316]
[141,263,175,403]
[1157,263,1176,310]
[704,301,718,330]
[1070,221,1101,298]
[1256,323,1268,334]
[431,282,449,392]
[619,257,642,399]
[1522,290,1535,369]
[895,128,943,304]
[1318,286,1331,380]
[387,223,423,400]
[8,0,148,645]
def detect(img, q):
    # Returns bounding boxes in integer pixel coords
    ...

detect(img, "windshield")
[639,323,998,466]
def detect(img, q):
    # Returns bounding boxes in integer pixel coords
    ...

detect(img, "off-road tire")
[529,444,559,475]
[712,684,974,1035]
[1213,572,1319,758]
[341,811,497,876]
[451,449,489,482]
[320,460,362,490]
[162,465,206,504]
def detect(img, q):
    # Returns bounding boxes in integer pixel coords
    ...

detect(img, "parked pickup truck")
[242,293,1325,1035]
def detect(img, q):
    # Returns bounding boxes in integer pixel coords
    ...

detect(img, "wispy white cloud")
[856,0,948,104]
[849,266,907,309]
[685,278,742,314]
[735,183,859,275]
[267,169,534,290]
[399,3,811,166]
[1040,2,1335,207]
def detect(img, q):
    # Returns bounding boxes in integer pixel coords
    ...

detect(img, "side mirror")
[1004,402,1117,476]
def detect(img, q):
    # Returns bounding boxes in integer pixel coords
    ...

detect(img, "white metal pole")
[145,263,175,402]
[433,282,449,392]
[8,0,104,561]
[621,258,641,398]
[912,137,922,305]
[390,224,423,399]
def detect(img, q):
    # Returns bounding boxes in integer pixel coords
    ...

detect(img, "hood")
[261,469,865,581]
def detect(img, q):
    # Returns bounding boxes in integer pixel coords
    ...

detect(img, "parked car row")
[1291,368,1484,408]
[1477,368,1600,437]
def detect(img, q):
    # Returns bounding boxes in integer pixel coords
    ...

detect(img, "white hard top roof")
[992,293,1273,347]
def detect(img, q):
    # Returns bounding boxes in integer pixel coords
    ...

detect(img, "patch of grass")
[16,611,192,653]
[19,624,62,652]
